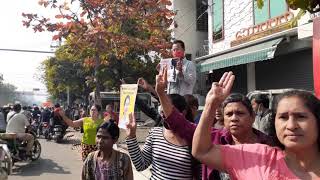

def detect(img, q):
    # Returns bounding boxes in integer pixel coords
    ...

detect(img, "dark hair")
[184,94,199,109]
[173,40,185,50]
[169,94,187,113]
[92,104,102,112]
[222,93,254,115]
[272,90,320,149]
[184,94,199,122]
[54,103,61,108]
[124,95,130,104]
[13,103,22,112]
[97,120,120,140]
[251,94,269,109]
[168,94,194,122]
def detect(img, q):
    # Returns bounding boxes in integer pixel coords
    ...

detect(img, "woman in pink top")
[192,72,320,179]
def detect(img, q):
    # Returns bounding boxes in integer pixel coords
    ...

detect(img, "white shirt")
[167,58,197,95]
[6,113,29,133]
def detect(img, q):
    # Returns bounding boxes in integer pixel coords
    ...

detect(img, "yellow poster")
[118,84,138,129]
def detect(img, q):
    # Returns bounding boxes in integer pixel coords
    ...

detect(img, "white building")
[173,0,317,96]
[170,0,209,60]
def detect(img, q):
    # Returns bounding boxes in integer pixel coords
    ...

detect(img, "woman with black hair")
[82,121,133,180]
[157,69,275,180]
[126,93,201,179]
[59,104,104,161]
[192,73,320,179]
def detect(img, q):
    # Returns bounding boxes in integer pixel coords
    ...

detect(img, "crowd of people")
[76,40,320,180]
[1,39,319,180]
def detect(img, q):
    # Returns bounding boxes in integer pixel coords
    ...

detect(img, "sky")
[0,1,57,102]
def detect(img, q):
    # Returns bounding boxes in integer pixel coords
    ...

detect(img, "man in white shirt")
[6,104,34,156]
[166,40,196,95]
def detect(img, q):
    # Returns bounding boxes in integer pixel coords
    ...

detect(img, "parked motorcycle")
[0,128,41,164]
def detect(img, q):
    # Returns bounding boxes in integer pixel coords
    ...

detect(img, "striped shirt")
[126,127,193,180]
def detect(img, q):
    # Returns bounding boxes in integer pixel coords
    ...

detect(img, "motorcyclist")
[50,103,67,135]
[6,103,34,156]
[32,106,41,122]
[41,107,51,124]
[21,106,33,124]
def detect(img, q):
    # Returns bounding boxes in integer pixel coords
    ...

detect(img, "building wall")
[207,0,312,55]
[171,0,208,60]
[208,0,253,54]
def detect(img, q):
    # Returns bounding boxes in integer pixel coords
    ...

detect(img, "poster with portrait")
[118,84,138,129]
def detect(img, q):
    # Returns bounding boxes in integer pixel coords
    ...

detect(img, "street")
[9,131,82,180]
[8,129,151,180]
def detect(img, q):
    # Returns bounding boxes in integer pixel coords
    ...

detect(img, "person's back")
[126,94,199,179]
[127,127,194,179]
[41,109,51,123]
[0,111,6,133]
[6,113,29,133]
[32,107,41,120]
[6,103,34,156]
[6,110,15,123]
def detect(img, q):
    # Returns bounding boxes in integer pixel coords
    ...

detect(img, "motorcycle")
[41,122,50,140]
[52,125,66,143]
[0,141,12,179]
[31,115,41,138]
[0,128,41,164]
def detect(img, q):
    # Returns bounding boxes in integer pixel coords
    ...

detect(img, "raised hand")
[120,78,126,85]
[156,63,161,72]
[126,113,137,138]
[205,71,235,105]
[155,66,168,94]
[137,78,149,91]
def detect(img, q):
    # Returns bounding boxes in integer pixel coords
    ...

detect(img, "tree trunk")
[94,52,102,106]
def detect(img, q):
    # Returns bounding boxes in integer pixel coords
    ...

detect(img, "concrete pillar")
[247,62,256,92]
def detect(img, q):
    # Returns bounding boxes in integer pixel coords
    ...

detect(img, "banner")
[118,84,138,129]
[313,17,320,99]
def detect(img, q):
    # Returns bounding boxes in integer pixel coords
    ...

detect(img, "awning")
[197,38,283,73]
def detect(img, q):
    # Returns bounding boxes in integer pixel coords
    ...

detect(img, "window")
[254,0,287,24]
[212,0,224,41]
[196,0,208,32]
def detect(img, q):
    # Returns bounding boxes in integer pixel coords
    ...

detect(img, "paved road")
[8,129,151,180]
[9,131,83,180]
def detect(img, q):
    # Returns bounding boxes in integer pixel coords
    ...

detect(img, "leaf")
[55,14,63,19]
[52,34,60,40]
[256,0,264,9]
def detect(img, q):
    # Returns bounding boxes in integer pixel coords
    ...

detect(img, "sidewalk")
[67,129,151,179]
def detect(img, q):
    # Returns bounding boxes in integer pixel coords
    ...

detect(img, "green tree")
[22,0,174,106]
[0,74,18,106]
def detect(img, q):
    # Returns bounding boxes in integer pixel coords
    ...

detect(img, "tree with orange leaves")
[23,0,174,105]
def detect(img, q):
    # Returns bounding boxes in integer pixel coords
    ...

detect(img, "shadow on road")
[11,158,71,176]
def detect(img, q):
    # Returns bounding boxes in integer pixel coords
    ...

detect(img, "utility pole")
[67,87,70,106]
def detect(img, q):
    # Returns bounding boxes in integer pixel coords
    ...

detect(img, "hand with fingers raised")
[205,71,235,106]
[126,113,137,139]
[155,65,168,95]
